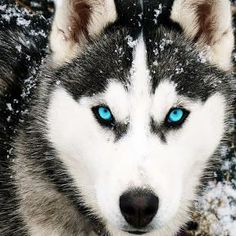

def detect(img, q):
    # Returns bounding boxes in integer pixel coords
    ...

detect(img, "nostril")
[144,205,156,215]
[119,188,159,229]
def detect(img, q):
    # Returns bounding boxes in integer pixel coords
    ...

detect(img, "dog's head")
[44,0,234,235]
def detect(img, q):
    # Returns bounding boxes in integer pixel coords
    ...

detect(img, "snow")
[6,103,13,111]
[197,50,208,64]
[159,37,173,51]
[16,17,30,26]
[126,35,138,48]
[0,0,52,156]
[153,4,163,24]
[194,181,236,236]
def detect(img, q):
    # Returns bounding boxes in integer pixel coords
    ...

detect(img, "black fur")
[0,28,46,235]
[0,3,51,235]
[114,0,143,38]
[143,0,182,32]
[144,26,234,101]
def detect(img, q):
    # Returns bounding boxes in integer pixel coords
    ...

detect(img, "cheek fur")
[168,94,226,163]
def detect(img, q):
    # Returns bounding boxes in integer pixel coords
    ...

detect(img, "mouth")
[126,231,149,235]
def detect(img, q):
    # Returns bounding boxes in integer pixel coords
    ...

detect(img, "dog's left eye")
[92,105,114,127]
[165,107,189,127]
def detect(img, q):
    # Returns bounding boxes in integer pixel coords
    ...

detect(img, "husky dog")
[0,0,235,235]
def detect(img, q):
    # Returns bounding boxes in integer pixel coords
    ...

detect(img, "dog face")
[44,0,234,235]
[46,27,232,235]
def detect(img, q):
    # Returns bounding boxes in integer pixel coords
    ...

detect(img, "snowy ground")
[0,1,235,235]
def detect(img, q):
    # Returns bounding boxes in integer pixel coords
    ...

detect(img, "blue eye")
[166,108,189,127]
[168,108,183,122]
[92,105,114,127]
[98,107,112,121]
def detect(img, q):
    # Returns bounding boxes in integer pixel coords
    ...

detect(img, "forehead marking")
[130,34,150,96]
[128,34,151,145]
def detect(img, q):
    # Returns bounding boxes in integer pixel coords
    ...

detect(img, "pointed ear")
[171,0,234,71]
[50,0,117,65]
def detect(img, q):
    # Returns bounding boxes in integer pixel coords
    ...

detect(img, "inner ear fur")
[50,0,117,65]
[171,0,234,71]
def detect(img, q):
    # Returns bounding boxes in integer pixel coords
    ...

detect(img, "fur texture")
[170,0,234,71]
[50,0,117,64]
[0,0,235,236]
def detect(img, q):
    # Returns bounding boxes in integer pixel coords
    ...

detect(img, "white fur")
[47,36,227,235]
[54,0,63,7]
[171,0,234,71]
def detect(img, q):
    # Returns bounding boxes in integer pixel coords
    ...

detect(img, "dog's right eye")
[92,106,115,127]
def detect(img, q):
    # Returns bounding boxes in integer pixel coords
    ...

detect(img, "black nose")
[119,189,159,228]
